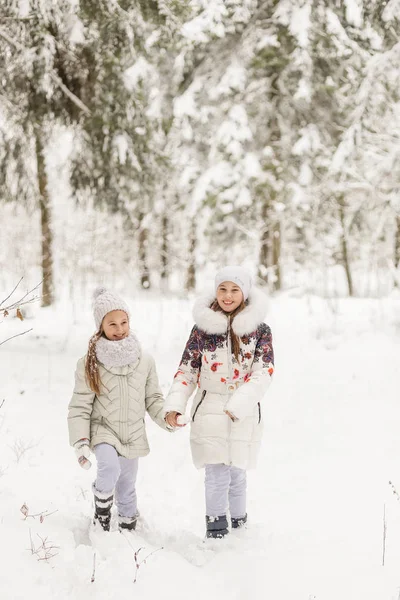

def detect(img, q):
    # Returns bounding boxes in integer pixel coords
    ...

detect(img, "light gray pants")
[94,443,139,518]
[205,463,246,519]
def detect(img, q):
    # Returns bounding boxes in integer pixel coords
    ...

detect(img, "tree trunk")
[395,214,400,268]
[338,196,353,296]
[258,195,270,285]
[160,213,168,287]
[258,191,281,291]
[185,219,196,292]
[35,131,54,307]
[272,220,281,291]
[138,211,150,289]
[394,214,400,288]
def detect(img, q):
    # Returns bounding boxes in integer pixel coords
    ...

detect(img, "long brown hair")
[85,329,103,395]
[211,299,246,362]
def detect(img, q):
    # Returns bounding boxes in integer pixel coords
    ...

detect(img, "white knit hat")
[214,266,252,301]
[92,286,130,330]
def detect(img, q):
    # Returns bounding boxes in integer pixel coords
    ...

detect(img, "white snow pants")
[205,463,246,519]
[93,443,139,518]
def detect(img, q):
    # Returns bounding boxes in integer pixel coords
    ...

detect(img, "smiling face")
[216,281,244,313]
[102,310,129,340]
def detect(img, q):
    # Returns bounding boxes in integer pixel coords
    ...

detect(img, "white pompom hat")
[214,266,252,301]
[92,286,130,330]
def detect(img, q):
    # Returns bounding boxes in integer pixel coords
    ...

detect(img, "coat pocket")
[192,390,207,422]
[257,402,261,424]
[127,419,145,444]
[90,420,101,438]
[99,416,117,437]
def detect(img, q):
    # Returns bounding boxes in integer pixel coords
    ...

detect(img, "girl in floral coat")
[164,266,274,538]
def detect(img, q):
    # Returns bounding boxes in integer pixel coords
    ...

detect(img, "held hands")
[74,438,92,470]
[166,411,237,425]
[165,412,188,428]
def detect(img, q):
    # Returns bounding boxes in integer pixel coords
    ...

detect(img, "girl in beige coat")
[68,287,171,532]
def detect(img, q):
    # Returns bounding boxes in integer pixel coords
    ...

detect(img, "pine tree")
[68,0,195,289]
[0,1,89,305]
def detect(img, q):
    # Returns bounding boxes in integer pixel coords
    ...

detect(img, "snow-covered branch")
[0,27,91,116]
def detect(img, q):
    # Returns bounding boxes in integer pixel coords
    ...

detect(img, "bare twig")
[10,438,37,462]
[76,486,88,501]
[28,529,59,562]
[0,329,33,347]
[35,534,60,561]
[3,294,40,313]
[1,279,42,314]
[133,547,144,583]
[382,503,387,567]
[139,546,163,565]
[389,480,400,502]
[20,504,58,522]
[91,551,96,583]
[121,532,163,583]
[0,277,23,307]
[135,547,163,583]
[1,280,42,346]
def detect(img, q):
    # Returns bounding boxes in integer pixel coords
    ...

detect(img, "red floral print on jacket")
[211,362,223,372]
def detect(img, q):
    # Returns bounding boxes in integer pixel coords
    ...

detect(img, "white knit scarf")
[95,331,141,368]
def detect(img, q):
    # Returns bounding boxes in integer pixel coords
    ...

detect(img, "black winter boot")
[231,513,247,529]
[93,491,113,532]
[118,515,138,532]
[206,515,229,539]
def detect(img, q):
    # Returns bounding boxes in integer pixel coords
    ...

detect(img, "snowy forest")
[1,0,400,302]
[2,3,400,600]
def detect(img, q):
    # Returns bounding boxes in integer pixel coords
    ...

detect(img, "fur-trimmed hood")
[192,287,268,336]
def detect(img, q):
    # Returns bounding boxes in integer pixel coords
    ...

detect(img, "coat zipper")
[227,316,233,384]
[192,390,207,421]
[120,376,129,443]
[226,317,234,465]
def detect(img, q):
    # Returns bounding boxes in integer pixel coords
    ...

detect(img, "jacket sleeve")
[163,325,202,416]
[67,357,96,446]
[145,356,171,431]
[225,323,274,420]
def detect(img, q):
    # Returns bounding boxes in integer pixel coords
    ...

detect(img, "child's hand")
[165,412,187,428]
[177,414,190,426]
[74,438,92,470]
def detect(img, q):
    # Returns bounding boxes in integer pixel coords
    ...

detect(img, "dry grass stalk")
[28,529,59,562]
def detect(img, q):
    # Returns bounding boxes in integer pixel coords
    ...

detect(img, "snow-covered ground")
[1,289,400,600]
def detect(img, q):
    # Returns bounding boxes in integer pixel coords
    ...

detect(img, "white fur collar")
[96,331,141,368]
[192,287,268,336]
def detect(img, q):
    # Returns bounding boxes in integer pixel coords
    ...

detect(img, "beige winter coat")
[68,353,169,459]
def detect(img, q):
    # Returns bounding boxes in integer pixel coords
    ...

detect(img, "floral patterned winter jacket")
[164,287,274,470]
